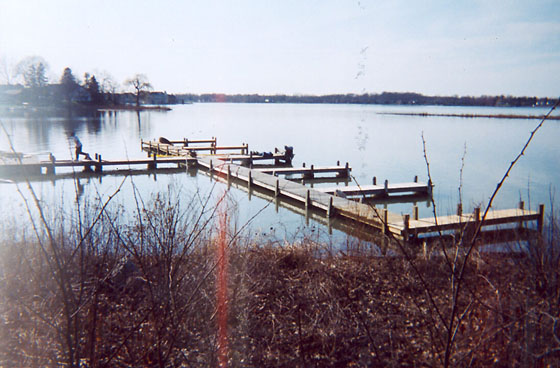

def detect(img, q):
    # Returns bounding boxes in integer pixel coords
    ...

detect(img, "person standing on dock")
[70,133,91,160]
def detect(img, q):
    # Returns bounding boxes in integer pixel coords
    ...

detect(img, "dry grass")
[1,208,559,367]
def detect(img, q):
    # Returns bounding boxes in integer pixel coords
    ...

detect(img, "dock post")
[95,154,102,172]
[210,160,213,172]
[345,162,350,178]
[148,154,157,170]
[384,180,389,196]
[46,153,56,175]
[518,201,525,228]
[382,208,388,235]
[457,203,462,217]
[428,179,433,196]
[474,207,481,228]
[414,175,418,183]
[413,205,419,220]
[227,164,231,182]
[537,204,545,233]
[304,164,314,179]
[403,214,410,243]
[248,170,252,190]
[373,176,377,185]
[305,189,311,211]
[327,196,334,218]
[275,178,280,197]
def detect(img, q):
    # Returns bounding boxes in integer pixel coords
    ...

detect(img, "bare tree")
[0,55,15,85]
[125,73,152,107]
[96,70,120,103]
[15,56,49,88]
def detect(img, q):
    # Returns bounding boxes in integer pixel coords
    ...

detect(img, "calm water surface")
[1,103,558,243]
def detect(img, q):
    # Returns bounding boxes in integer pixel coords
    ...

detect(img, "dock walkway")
[0,155,195,176]
[196,156,543,241]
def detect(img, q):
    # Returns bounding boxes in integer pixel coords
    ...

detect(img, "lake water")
[1,103,559,244]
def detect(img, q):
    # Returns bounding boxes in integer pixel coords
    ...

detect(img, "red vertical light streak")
[216,193,229,368]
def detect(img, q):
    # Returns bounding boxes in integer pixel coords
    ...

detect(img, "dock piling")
[382,208,388,235]
[150,154,157,170]
[403,214,410,242]
[518,201,525,228]
[537,204,545,233]
[95,154,102,172]
[474,207,481,228]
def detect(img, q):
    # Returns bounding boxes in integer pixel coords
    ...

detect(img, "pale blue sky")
[1,0,559,96]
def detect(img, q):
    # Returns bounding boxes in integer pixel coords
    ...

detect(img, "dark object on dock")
[284,145,294,161]
[159,137,172,145]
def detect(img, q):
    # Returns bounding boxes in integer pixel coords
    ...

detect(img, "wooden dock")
[141,138,295,166]
[194,155,544,242]
[2,137,545,243]
[0,154,196,176]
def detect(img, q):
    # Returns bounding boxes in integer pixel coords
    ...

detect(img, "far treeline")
[0,56,557,108]
[180,92,558,107]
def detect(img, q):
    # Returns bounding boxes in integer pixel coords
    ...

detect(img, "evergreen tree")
[60,67,79,103]
[86,74,102,104]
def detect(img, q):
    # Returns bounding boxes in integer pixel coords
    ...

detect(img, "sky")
[0,0,559,97]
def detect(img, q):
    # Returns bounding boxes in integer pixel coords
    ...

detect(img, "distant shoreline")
[97,105,172,112]
[378,112,560,120]
[0,104,172,117]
